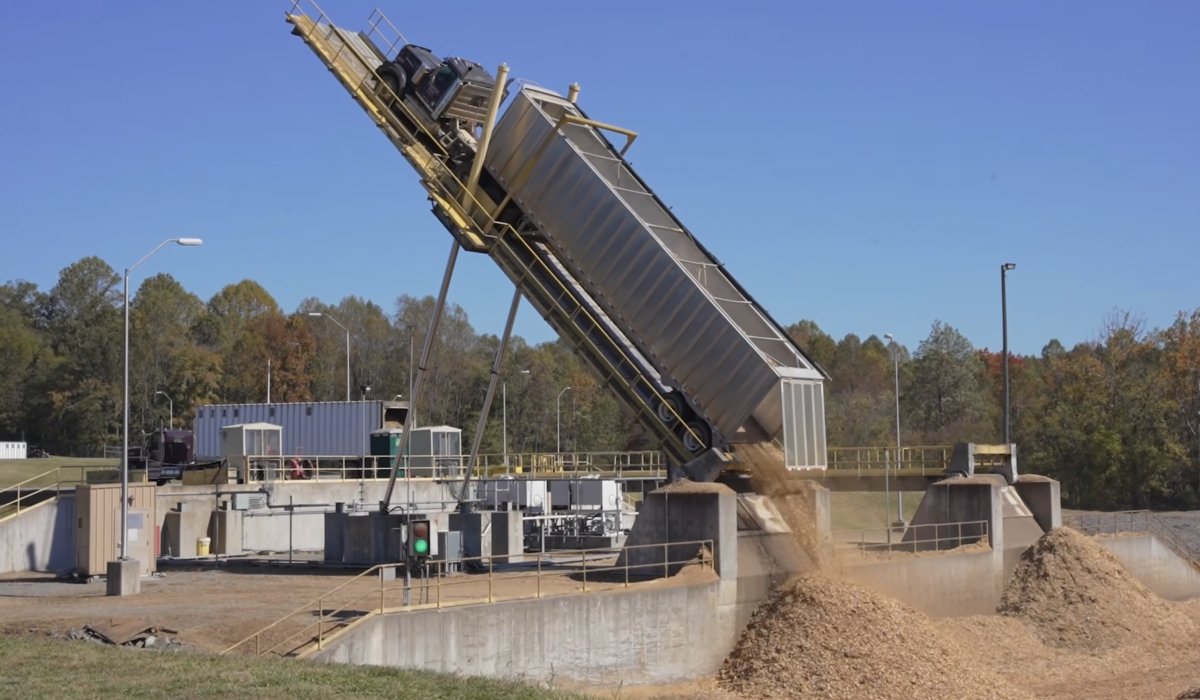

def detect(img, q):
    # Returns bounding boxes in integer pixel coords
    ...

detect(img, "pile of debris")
[67,619,183,650]
[718,576,1032,700]
[997,526,1195,650]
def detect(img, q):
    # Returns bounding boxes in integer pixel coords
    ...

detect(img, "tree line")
[2,256,1199,509]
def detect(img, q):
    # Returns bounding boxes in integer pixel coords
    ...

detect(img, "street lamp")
[1001,263,1016,444]
[884,333,903,528]
[557,387,572,458]
[503,369,530,468]
[405,324,415,427]
[267,341,300,403]
[360,384,371,462]
[308,312,350,401]
[121,238,202,574]
[154,391,173,429]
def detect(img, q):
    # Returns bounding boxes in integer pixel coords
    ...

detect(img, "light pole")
[503,369,530,468]
[557,387,572,458]
[154,391,173,429]
[267,341,300,403]
[1001,263,1016,444]
[361,384,371,461]
[406,324,415,427]
[308,312,350,401]
[884,333,903,527]
[121,238,202,571]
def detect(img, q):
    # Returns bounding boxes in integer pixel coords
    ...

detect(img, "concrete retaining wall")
[845,549,1005,617]
[313,581,736,687]
[1098,535,1200,601]
[0,494,76,575]
[843,532,1200,618]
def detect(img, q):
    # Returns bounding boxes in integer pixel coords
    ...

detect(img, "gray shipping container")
[194,401,409,458]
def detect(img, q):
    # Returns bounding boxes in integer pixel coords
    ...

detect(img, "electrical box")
[572,479,621,510]
[75,483,158,577]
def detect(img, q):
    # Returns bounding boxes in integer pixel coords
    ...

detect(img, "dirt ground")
[0,559,715,656]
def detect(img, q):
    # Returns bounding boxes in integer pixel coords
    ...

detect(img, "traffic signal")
[408,519,431,559]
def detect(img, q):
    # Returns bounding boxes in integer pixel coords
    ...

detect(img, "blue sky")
[1,0,1197,356]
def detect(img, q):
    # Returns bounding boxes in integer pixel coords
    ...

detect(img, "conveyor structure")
[283,3,829,498]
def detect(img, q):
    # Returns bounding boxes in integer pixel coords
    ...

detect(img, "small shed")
[407,426,462,478]
[220,423,282,483]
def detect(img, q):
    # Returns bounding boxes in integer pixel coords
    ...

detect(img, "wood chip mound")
[997,526,1195,651]
[717,576,1032,700]
[655,479,733,494]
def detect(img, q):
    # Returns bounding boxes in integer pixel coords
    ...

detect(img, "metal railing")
[0,466,101,522]
[218,451,667,484]
[832,519,990,558]
[1064,510,1200,570]
[825,446,955,476]
[221,538,714,658]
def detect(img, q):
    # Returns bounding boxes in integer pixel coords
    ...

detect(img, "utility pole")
[1001,263,1016,444]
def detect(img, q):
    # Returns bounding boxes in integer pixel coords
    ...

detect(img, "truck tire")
[655,392,687,425]
[377,62,407,100]
[681,420,711,454]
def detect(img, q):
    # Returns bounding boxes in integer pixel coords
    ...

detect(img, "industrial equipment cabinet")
[75,482,158,577]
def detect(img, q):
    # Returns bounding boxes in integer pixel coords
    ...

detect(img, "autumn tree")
[904,321,991,444]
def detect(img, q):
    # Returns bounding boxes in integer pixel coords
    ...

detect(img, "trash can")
[196,537,211,556]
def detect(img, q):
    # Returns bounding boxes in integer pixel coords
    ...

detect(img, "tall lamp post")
[154,391,173,429]
[120,238,202,578]
[884,333,903,527]
[503,369,530,468]
[308,312,351,401]
[556,387,572,458]
[406,324,415,427]
[1001,263,1016,444]
[266,341,300,403]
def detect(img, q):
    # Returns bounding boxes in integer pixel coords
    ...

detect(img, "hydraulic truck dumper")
[283,4,829,480]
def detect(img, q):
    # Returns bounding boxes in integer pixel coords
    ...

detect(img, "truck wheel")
[377,62,407,100]
[681,420,711,454]
[655,393,687,425]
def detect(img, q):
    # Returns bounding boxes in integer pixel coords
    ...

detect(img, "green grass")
[830,491,924,531]
[0,635,589,700]
[0,458,117,490]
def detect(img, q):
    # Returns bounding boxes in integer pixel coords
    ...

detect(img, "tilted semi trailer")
[282,4,828,483]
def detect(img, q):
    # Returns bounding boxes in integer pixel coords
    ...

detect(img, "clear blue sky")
[2,0,1197,356]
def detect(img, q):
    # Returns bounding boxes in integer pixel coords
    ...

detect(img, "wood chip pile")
[998,526,1196,650]
[717,576,1033,700]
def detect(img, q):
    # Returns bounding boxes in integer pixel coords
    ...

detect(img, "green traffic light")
[415,539,428,554]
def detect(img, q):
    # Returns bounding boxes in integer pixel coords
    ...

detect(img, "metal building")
[193,401,408,458]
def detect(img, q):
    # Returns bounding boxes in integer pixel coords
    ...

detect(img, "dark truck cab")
[376,44,502,125]
[129,429,195,485]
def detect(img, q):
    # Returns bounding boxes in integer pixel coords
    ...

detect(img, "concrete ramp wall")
[312,581,737,687]
[0,494,76,575]
[1098,535,1200,601]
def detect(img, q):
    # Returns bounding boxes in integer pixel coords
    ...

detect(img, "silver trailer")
[485,86,827,465]
[194,400,409,458]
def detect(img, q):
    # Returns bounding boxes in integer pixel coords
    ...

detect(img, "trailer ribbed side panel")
[486,87,823,448]
[194,401,386,458]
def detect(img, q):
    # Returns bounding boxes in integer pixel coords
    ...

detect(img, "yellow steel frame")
[283,1,707,463]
